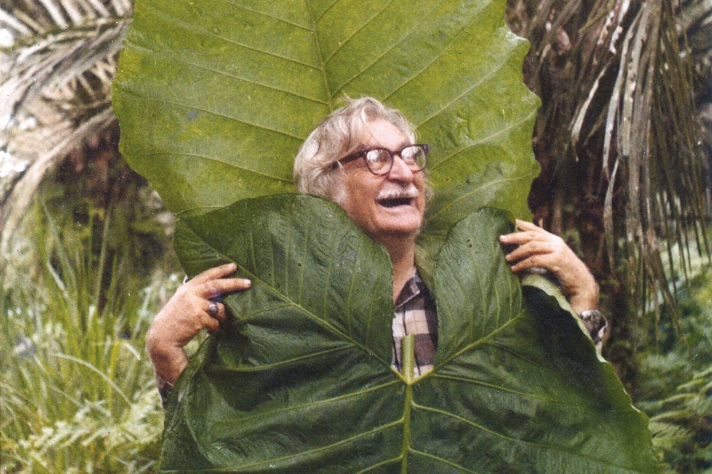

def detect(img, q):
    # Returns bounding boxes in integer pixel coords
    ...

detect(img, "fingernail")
[244,279,252,287]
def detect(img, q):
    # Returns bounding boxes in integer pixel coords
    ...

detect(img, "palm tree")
[0,0,133,258]
[506,0,711,388]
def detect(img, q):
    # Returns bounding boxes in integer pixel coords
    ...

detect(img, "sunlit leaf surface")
[113,0,540,229]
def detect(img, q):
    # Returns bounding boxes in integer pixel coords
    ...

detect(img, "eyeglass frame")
[330,144,430,176]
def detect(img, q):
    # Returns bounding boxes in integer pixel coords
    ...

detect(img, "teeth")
[376,186,419,208]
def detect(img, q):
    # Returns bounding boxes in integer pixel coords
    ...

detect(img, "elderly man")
[147,97,605,394]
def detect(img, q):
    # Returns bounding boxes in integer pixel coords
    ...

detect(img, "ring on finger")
[208,302,219,318]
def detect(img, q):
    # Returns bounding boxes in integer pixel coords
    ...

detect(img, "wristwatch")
[579,309,608,346]
[580,309,605,328]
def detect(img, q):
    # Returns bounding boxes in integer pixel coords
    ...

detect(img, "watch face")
[580,310,606,332]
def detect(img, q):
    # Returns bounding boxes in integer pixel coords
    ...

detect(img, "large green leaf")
[112,0,540,232]
[163,194,657,473]
[112,1,655,470]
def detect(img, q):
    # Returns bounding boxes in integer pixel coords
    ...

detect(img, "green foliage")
[0,203,171,473]
[635,260,712,473]
[113,0,540,235]
[159,195,657,472]
[2,145,179,298]
[111,1,661,470]
[506,0,710,320]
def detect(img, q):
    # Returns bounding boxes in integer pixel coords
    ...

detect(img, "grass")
[1,204,180,473]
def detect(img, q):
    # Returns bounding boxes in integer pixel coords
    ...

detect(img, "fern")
[636,256,712,473]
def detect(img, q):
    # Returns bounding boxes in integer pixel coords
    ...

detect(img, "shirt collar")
[395,269,425,309]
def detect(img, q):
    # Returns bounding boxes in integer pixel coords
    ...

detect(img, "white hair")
[293,97,418,201]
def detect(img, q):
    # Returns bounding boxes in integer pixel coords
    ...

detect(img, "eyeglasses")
[331,144,429,176]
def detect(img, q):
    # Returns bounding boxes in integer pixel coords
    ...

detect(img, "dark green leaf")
[163,195,657,473]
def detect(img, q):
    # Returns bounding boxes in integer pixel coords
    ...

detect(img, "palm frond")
[680,0,712,94]
[507,0,711,329]
[0,0,132,258]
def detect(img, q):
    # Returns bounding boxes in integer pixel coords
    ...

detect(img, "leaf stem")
[403,334,415,385]
[401,335,415,473]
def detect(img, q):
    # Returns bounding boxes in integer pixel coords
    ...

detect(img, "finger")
[206,301,227,324]
[504,241,557,262]
[214,302,228,324]
[499,230,545,245]
[516,219,555,236]
[509,254,555,273]
[190,263,238,285]
[515,219,546,233]
[207,300,219,318]
[515,220,561,241]
[197,278,252,299]
[201,311,221,334]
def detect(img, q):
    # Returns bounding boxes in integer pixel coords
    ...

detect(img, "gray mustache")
[376,186,419,201]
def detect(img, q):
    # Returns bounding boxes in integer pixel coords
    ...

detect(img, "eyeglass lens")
[365,145,427,175]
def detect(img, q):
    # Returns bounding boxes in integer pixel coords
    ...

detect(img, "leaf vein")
[205,419,404,471]
[430,373,578,405]
[131,152,293,183]
[313,0,341,23]
[410,402,652,471]
[380,2,490,102]
[223,378,399,422]
[408,448,479,473]
[125,44,326,104]
[428,109,538,172]
[217,344,354,372]
[323,0,396,64]
[306,1,334,109]
[427,174,533,223]
[431,311,525,373]
[141,2,319,69]
[413,53,514,131]
[115,89,304,140]
[224,0,311,30]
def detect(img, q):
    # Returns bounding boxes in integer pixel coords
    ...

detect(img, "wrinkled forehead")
[342,117,413,156]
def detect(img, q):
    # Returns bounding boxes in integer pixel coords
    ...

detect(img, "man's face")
[336,119,426,244]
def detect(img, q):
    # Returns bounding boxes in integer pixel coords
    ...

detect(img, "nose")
[387,154,414,183]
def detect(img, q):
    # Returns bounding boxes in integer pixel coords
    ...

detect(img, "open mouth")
[378,197,413,208]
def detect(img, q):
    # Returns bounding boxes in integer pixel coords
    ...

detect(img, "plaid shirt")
[158,272,606,402]
[389,271,608,377]
[391,271,438,377]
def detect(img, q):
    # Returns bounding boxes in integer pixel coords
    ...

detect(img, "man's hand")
[146,263,251,384]
[498,220,599,314]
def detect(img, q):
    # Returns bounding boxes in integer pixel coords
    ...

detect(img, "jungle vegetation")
[1,0,710,472]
